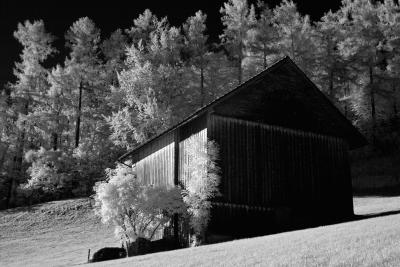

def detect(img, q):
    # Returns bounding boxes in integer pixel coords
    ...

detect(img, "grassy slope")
[1,197,400,267]
[0,198,119,267]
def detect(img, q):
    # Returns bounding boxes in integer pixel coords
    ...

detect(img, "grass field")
[0,198,119,267]
[1,196,400,266]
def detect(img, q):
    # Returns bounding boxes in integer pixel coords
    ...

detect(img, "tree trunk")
[200,64,205,107]
[8,99,29,207]
[237,41,243,85]
[75,82,83,148]
[263,45,267,69]
[52,132,58,151]
[0,143,8,172]
[369,65,376,144]
[290,28,296,62]
[392,80,397,117]
[238,56,242,85]
[329,69,334,100]
[344,82,349,118]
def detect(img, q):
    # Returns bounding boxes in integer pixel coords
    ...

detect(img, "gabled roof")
[118,56,366,162]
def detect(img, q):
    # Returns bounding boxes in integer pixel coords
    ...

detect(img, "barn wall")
[129,114,208,187]
[134,131,176,187]
[208,115,353,233]
[178,128,207,187]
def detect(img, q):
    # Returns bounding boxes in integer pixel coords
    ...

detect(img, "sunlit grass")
[1,196,400,266]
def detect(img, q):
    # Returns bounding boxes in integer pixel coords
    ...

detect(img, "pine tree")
[126,9,167,48]
[314,11,346,102]
[247,1,277,70]
[9,20,56,206]
[65,17,103,148]
[220,0,256,84]
[183,11,209,107]
[272,0,316,75]
[101,29,127,86]
[380,0,400,119]
[337,0,386,142]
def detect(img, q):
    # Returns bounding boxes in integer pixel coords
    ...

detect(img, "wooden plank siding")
[129,114,208,188]
[134,130,176,187]
[178,128,207,187]
[208,114,353,233]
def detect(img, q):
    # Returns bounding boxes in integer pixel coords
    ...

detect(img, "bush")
[93,163,187,248]
[21,148,79,203]
[182,139,221,246]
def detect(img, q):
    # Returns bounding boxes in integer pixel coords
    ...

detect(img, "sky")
[0,0,342,89]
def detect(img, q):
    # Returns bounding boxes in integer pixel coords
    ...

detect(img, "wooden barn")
[118,56,366,237]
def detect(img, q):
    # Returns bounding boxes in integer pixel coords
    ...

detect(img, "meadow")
[1,196,400,266]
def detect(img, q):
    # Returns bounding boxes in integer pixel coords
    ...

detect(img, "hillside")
[1,196,400,266]
[0,198,119,267]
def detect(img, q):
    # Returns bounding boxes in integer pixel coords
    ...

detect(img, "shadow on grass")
[352,209,400,221]
[353,187,400,197]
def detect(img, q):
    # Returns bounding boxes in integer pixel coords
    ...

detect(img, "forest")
[1,0,399,208]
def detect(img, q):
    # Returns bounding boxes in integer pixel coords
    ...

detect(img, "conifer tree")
[65,17,103,148]
[337,0,386,142]
[220,0,256,84]
[272,0,316,75]
[183,11,209,107]
[247,1,277,70]
[10,20,56,206]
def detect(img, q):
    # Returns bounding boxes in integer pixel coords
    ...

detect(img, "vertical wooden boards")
[132,131,176,187]
[129,114,208,188]
[209,114,352,219]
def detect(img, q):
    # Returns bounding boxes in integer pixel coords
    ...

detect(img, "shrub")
[21,147,78,202]
[93,163,187,247]
[182,139,221,246]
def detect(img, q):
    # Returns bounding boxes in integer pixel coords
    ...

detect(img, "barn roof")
[118,56,366,162]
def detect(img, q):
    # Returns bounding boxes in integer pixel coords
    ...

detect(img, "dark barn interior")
[119,57,366,238]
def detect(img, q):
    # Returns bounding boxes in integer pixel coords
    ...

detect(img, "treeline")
[1,0,400,207]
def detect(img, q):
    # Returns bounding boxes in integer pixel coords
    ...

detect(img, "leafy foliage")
[94,164,186,244]
[183,139,221,246]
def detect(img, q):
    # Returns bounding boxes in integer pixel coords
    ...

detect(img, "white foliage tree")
[94,164,187,246]
[183,139,220,246]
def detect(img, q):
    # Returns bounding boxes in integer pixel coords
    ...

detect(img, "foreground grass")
[90,197,400,267]
[1,196,400,266]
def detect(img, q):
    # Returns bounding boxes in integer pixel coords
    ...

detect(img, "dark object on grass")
[127,237,152,256]
[90,247,126,262]
[151,238,178,253]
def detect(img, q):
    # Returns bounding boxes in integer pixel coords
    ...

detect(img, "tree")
[65,17,103,148]
[108,16,192,148]
[9,20,56,207]
[337,0,386,142]
[182,139,220,246]
[94,164,186,248]
[183,11,209,107]
[314,10,348,103]
[126,9,167,48]
[380,0,400,119]
[272,0,316,75]
[101,29,128,86]
[247,1,277,70]
[108,45,172,148]
[220,0,256,84]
